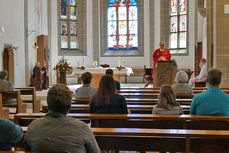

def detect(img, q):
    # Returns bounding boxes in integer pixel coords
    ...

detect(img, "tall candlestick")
[83,58,85,66]
[117,56,121,67]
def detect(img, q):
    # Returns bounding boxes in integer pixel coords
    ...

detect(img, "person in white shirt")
[188,58,207,87]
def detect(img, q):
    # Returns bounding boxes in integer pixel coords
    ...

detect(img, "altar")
[72,68,133,88]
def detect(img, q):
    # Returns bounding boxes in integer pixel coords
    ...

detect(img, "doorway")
[3,47,14,83]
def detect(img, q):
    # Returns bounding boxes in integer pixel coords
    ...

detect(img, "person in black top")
[105,69,121,90]
[90,74,128,114]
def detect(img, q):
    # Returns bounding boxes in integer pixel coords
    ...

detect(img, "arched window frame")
[58,0,87,56]
[169,0,188,55]
[100,0,144,57]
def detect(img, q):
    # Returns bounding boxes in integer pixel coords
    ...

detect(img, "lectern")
[153,61,176,88]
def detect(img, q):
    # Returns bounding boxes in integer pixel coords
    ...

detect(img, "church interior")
[1,0,229,152]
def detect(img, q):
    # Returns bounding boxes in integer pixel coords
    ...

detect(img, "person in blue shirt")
[191,69,229,115]
[0,118,23,151]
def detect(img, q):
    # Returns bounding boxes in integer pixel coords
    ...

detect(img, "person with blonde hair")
[152,85,183,115]
[172,70,193,94]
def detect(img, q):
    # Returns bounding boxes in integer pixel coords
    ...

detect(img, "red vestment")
[153,48,171,68]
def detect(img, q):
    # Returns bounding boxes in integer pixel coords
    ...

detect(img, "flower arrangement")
[53,56,72,72]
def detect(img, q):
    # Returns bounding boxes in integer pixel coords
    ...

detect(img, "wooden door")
[3,48,9,80]
[3,48,14,83]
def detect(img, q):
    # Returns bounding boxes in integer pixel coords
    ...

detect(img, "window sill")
[102,49,144,57]
[170,49,188,56]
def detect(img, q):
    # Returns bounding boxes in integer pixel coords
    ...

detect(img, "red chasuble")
[153,48,171,68]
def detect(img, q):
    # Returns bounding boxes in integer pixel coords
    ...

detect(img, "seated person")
[189,58,207,87]
[0,118,23,151]
[24,84,100,153]
[31,62,49,88]
[191,69,229,115]
[172,70,193,94]
[105,69,120,90]
[152,85,183,115]
[90,75,128,114]
[75,72,97,99]
[32,62,41,78]
[0,70,16,104]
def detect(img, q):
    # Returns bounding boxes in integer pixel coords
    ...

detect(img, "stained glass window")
[107,0,138,50]
[170,0,187,53]
[60,0,78,50]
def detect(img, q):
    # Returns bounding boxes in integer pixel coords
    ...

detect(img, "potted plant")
[53,56,72,85]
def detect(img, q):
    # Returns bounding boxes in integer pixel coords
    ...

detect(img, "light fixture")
[33,42,39,50]
[0,26,5,36]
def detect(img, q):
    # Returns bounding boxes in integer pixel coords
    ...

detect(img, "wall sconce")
[12,46,18,50]
[33,43,39,50]
[0,26,5,36]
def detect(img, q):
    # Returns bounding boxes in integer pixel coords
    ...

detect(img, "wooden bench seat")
[72,98,192,105]
[42,104,190,114]
[20,127,229,153]
[14,114,229,130]
[0,90,26,113]
[119,93,159,99]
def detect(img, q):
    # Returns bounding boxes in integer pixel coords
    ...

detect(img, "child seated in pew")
[75,72,97,99]
[0,70,16,104]
[90,75,128,114]
[0,117,23,151]
[152,85,183,115]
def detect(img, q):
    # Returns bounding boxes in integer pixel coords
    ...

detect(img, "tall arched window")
[60,0,78,49]
[169,0,188,54]
[107,0,138,50]
[58,0,87,56]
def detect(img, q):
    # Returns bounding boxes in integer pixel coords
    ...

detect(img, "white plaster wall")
[27,0,41,77]
[0,0,26,87]
[198,13,204,42]
[154,0,160,52]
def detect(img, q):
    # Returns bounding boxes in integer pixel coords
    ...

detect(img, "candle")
[123,60,126,67]
[117,56,121,67]
[83,58,85,66]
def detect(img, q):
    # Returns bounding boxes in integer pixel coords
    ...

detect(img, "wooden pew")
[14,113,229,130]
[119,93,159,99]
[72,98,192,105]
[20,127,229,153]
[42,104,190,114]
[16,88,41,113]
[0,93,9,119]
[93,128,229,153]
[72,98,90,104]
[126,98,192,105]
[0,90,26,113]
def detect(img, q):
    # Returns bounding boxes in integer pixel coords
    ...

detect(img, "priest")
[153,41,171,68]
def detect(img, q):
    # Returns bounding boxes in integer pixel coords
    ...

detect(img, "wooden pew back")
[16,87,41,113]
[0,93,9,119]
[0,90,26,113]
[14,113,229,130]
